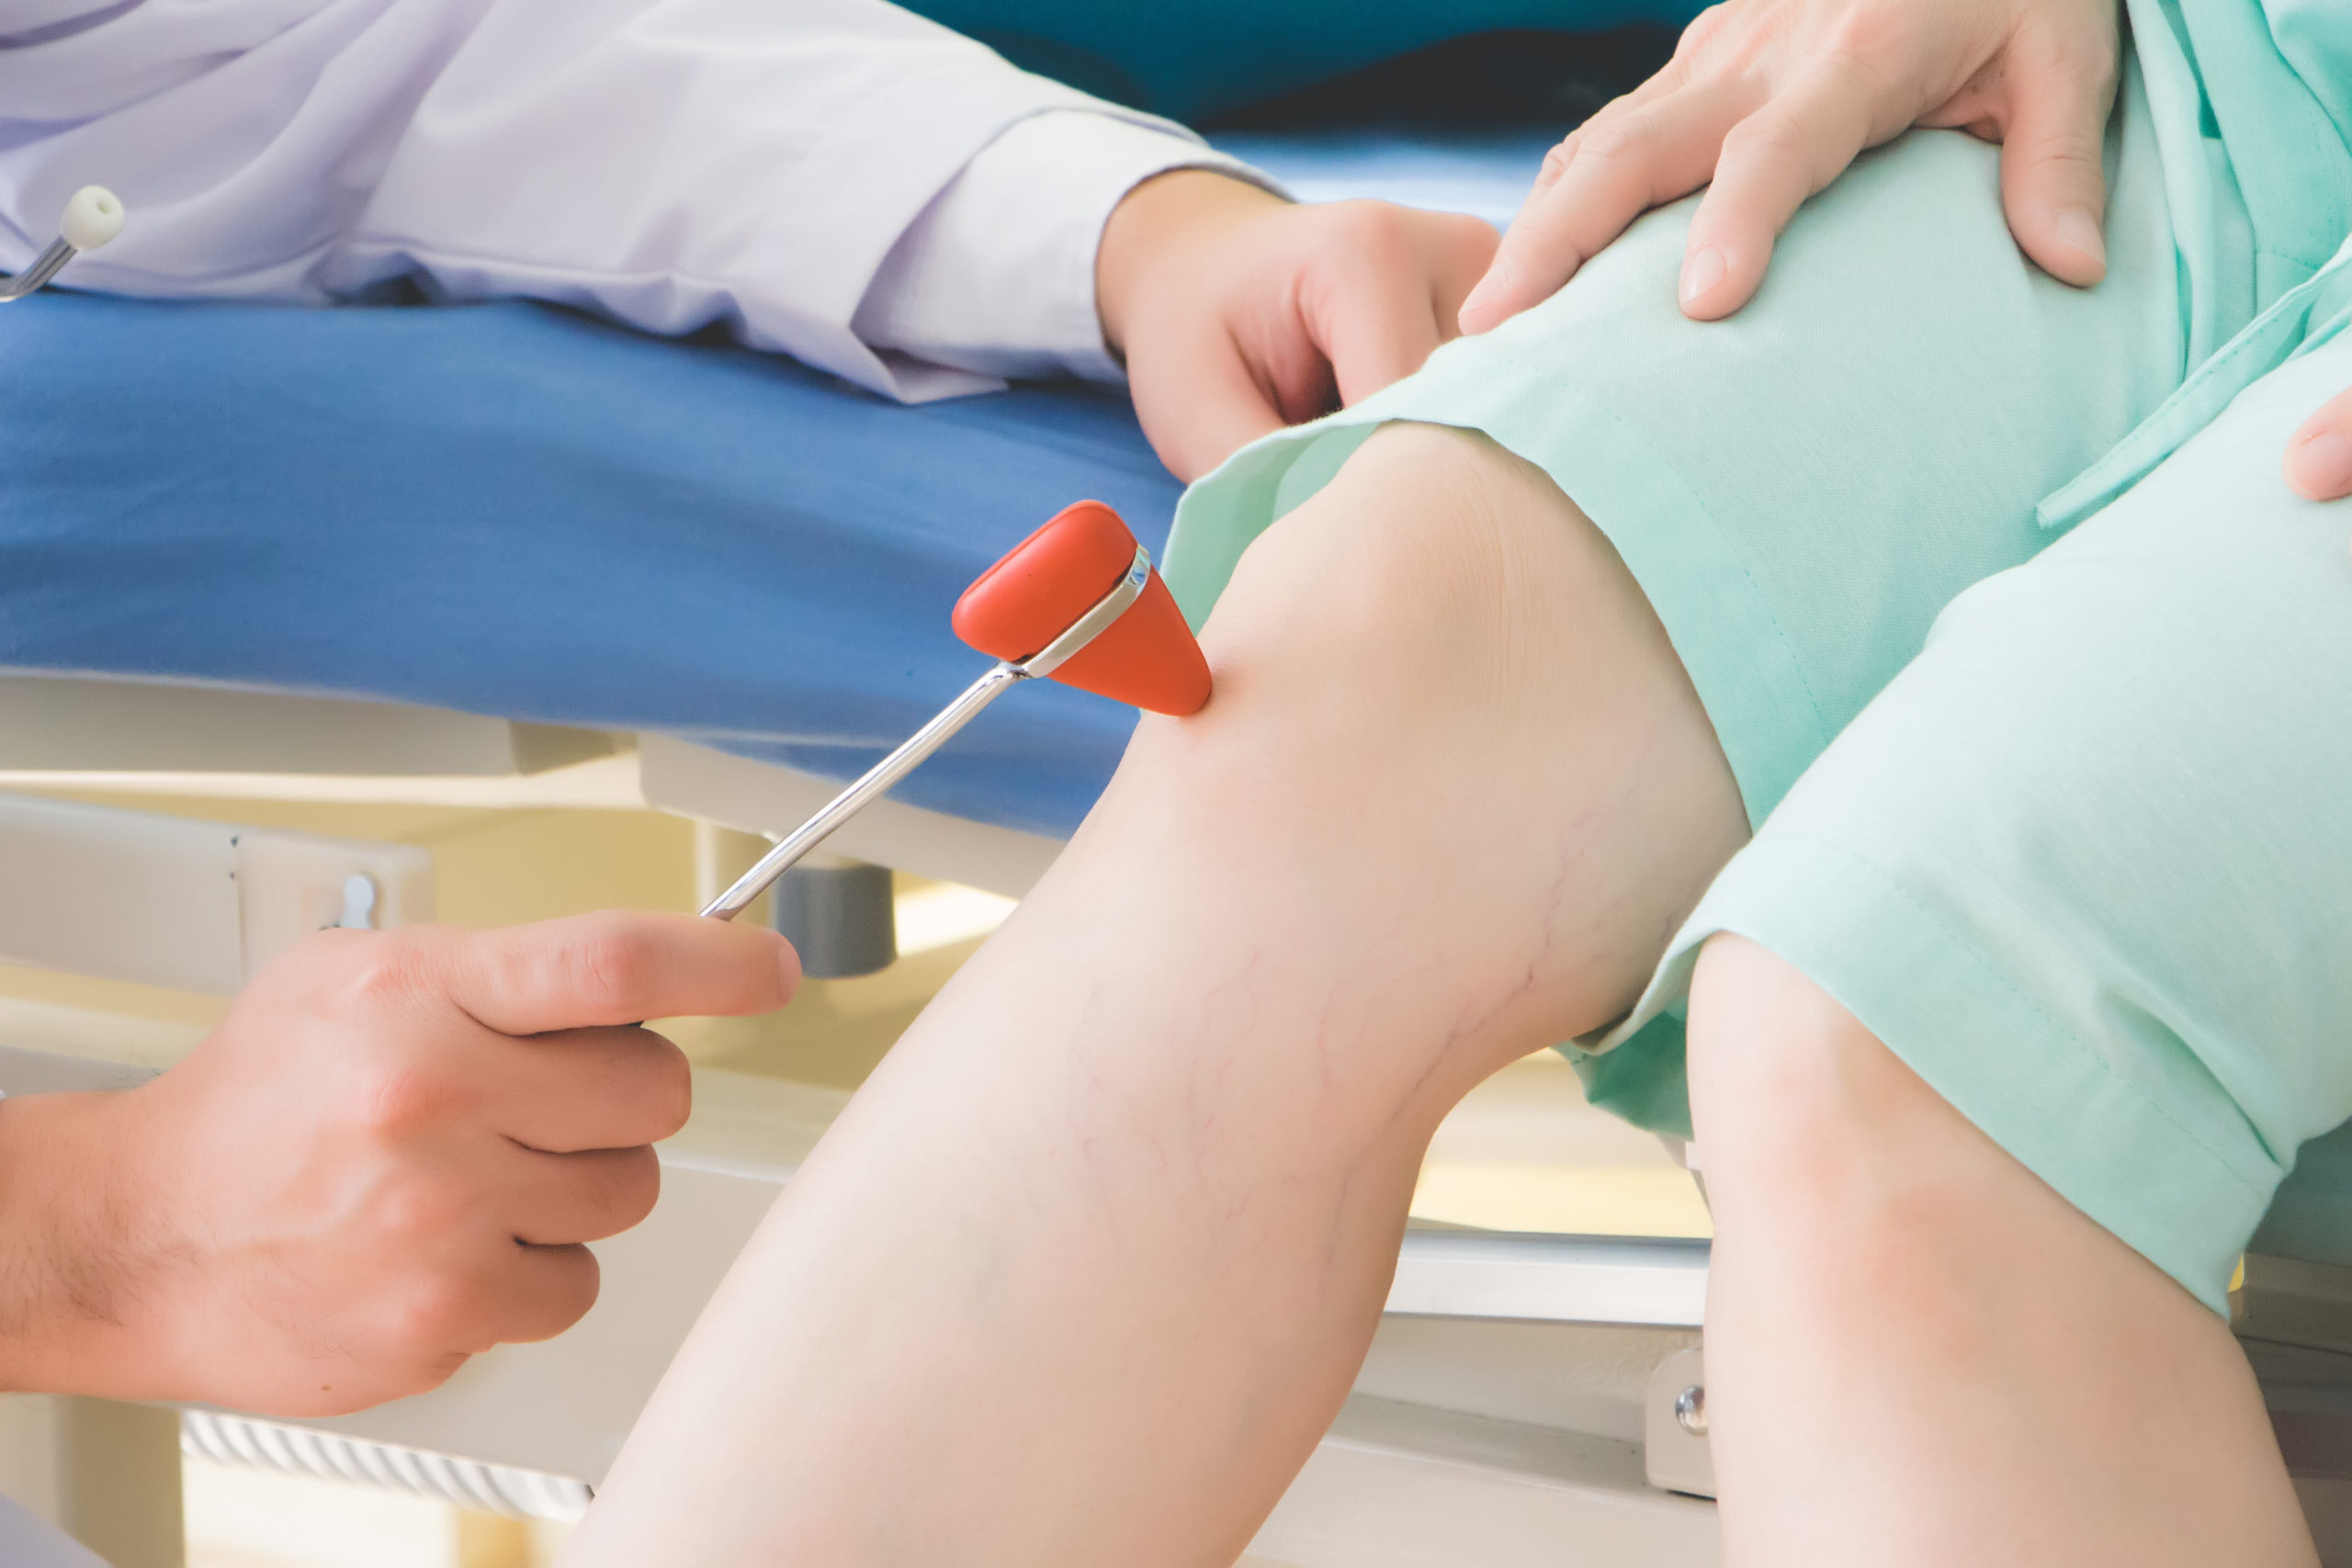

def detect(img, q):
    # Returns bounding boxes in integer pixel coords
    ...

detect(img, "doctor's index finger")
[438,910,800,1036]
[1311,207,1494,405]
[1131,328,1287,483]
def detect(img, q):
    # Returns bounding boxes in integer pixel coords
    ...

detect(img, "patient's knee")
[1202,424,1617,716]
[1687,935,2048,1278]
[1687,936,1952,1205]
[1167,423,1709,803]
[1680,933,2023,1346]
[1094,423,1745,1047]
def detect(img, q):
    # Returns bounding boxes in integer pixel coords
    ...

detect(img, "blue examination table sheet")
[0,130,1552,839]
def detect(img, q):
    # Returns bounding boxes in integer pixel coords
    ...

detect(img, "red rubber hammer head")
[952,501,1211,716]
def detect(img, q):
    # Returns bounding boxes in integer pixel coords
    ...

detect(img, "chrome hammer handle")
[700,545,1151,920]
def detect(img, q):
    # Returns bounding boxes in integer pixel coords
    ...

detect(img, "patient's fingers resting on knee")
[2285,384,2352,509]
[1457,0,2119,333]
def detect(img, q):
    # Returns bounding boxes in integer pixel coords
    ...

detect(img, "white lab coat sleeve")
[0,0,1261,401]
[854,110,1283,387]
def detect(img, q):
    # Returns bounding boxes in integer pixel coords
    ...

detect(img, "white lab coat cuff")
[854,110,1283,388]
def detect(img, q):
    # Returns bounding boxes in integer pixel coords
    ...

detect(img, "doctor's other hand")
[0,910,797,1417]
[1458,0,2120,332]
[1099,170,1498,480]
[2285,388,2352,530]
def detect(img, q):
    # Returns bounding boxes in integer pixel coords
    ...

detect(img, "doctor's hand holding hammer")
[0,912,797,1416]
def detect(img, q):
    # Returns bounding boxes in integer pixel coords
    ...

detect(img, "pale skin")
[569,0,2324,1562]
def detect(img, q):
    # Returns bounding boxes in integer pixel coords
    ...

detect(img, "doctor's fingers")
[1307,207,1498,405]
[1458,81,1753,334]
[1129,315,1297,482]
[425,910,799,1038]
[474,1244,602,1348]
[486,1142,663,1247]
[349,1145,633,1347]
[466,1022,694,1154]
[2284,385,2352,503]
[375,1239,603,1359]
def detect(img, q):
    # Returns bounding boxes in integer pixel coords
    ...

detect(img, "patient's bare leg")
[560,423,1747,1566]
[1689,935,2318,1567]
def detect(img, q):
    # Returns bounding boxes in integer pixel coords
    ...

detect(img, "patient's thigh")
[1170,85,2188,831]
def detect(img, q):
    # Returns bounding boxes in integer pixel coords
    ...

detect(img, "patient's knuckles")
[1574,113,1664,175]
[1674,2,1733,62]
[2013,6,2119,90]
[1537,135,1581,190]
[1679,0,1815,82]
[1719,106,1825,179]
[1811,10,1916,83]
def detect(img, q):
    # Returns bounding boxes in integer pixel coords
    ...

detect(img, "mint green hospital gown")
[1166,0,2352,1311]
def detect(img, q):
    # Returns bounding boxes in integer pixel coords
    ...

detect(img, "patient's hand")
[0,911,797,1416]
[1098,170,1498,480]
[1458,0,2120,332]
[2286,389,2352,529]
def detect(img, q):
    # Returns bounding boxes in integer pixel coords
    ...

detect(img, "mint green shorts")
[1166,74,2352,1310]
